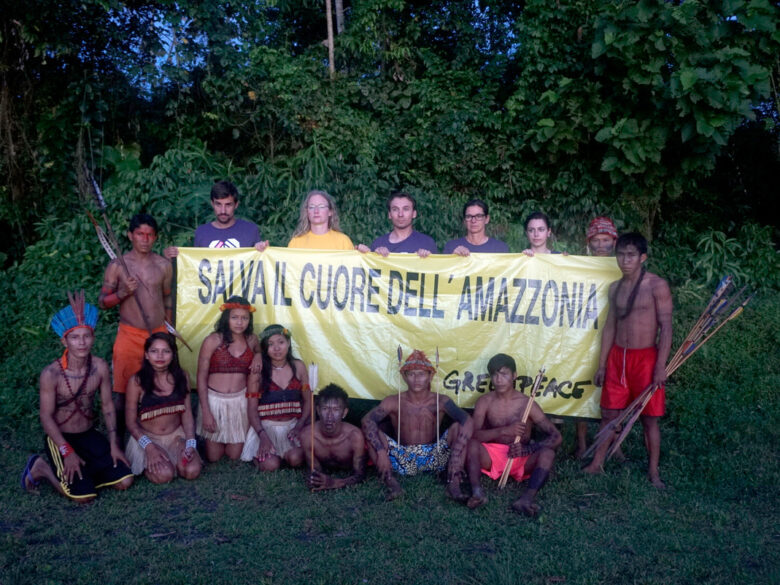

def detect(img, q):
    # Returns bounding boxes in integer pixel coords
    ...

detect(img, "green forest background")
[2,3,779,584]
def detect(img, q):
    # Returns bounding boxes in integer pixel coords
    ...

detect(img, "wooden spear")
[498,367,546,490]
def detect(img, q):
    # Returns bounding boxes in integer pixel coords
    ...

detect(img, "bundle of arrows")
[584,275,754,462]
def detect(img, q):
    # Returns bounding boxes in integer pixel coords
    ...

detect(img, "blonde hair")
[291,189,342,238]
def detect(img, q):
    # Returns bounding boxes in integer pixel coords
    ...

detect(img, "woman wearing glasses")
[288,190,355,250]
[443,199,509,256]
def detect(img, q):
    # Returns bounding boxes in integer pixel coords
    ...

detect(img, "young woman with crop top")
[125,332,201,483]
[196,295,260,462]
[240,324,311,471]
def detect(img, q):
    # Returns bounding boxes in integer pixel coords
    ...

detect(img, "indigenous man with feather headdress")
[20,292,134,501]
[362,350,473,501]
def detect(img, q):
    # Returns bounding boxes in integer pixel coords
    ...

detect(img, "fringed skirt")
[240,418,298,462]
[196,387,248,444]
[125,425,186,476]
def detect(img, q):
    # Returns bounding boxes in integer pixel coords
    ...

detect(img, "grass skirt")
[125,426,185,476]
[196,387,248,444]
[240,418,297,462]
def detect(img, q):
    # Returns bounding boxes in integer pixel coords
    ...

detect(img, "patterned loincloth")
[385,429,450,476]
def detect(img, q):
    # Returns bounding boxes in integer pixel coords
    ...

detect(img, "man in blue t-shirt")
[357,191,437,257]
[164,181,268,259]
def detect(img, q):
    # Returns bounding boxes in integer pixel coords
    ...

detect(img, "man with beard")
[164,180,268,258]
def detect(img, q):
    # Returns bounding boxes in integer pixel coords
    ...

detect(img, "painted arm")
[98,260,137,310]
[594,282,618,386]
[653,278,674,385]
[97,359,129,467]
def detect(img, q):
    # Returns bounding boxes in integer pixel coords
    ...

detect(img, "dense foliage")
[0,1,778,422]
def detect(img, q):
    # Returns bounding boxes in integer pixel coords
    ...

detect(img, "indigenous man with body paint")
[20,292,134,501]
[583,233,673,488]
[356,191,437,257]
[465,353,561,515]
[299,384,366,491]
[362,350,473,501]
[163,180,268,259]
[98,213,172,437]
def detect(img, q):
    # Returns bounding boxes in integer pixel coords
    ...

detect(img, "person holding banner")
[196,295,260,462]
[356,191,437,257]
[583,233,673,489]
[164,180,268,259]
[586,216,618,257]
[362,350,473,501]
[288,190,354,250]
[465,354,561,515]
[241,325,311,471]
[576,216,620,459]
[443,199,509,255]
[125,333,202,483]
[299,384,367,491]
[522,211,562,256]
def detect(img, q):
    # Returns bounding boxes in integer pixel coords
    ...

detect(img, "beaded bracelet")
[185,439,197,450]
[58,442,74,458]
[138,435,152,450]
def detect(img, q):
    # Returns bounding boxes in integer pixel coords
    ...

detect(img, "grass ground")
[2,293,778,585]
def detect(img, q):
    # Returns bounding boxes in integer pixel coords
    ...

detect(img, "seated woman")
[196,295,260,462]
[125,332,201,483]
[241,325,311,471]
[288,189,354,250]
[443,199,509,256]
[522,211,562,256]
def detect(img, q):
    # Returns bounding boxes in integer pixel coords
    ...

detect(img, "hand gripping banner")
[173,248,620,419]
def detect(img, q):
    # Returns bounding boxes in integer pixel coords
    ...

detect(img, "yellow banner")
[174,248,621,419]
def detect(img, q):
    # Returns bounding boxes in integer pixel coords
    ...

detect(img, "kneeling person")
[466,354,561,515]
[21,292,133,501]
[125,333,201,483]
[362,350,472,501]
[300,384,366,491]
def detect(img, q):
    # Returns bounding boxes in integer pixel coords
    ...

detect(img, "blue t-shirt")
[443,237,509,254]
[194,219,261,249]
[371,230,437,254]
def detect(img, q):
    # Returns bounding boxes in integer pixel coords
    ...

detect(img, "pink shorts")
[601,345,665,416]
[480,442,531,482]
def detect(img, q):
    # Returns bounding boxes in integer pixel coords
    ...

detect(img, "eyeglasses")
[464,214,486,221]
[307,204,329,211]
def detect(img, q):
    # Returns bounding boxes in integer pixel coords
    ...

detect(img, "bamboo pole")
[498,367,545,489]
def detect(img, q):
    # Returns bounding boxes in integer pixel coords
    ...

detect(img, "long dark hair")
[137,332,188,398]
[259,325,296,392]
[214,295,254,345]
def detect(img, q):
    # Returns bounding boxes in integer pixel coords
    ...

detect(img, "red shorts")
[480,442,532,483]
[601,345,665,416]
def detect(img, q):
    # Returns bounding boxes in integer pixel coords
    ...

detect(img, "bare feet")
[612,447,627,463]
[511,495,540,517]
[446,475,468,503]
[648,473,666,489]
[575,445,587,459]
[384,476,404,501]
[466,487,487,509]
[582,462,603,475]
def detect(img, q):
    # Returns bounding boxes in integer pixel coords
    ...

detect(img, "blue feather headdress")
[50,290,98,339]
